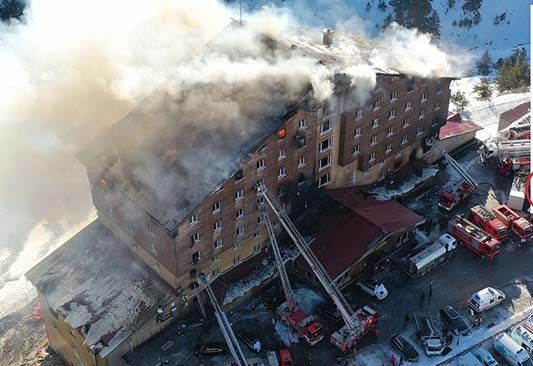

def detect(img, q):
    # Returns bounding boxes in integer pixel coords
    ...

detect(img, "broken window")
[214,238,223,249]
[192,252,200,264]
[189,268,197,279]
[234,169,244,181]
[278,128,287,139]
[295,134,306,149]
[356,109,363,120]
[297,173,306,186]
[320,120,332,134]
[407,79,415,93]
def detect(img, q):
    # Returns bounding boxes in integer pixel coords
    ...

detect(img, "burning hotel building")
[26,21,452,366]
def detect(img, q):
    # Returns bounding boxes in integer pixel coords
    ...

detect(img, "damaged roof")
[25,220,174,358]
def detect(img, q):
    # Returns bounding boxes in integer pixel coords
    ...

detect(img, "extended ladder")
[257,185,361,341]
[198,275,249,366]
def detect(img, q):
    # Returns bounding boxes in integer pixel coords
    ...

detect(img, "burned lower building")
[26,20,453,366]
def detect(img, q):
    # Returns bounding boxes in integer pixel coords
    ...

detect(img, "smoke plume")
[0,0,468,314]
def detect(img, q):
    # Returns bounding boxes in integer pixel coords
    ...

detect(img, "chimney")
[322,28,334,47]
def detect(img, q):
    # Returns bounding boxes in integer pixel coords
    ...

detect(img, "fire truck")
[448,215,501,260]
[469,205,509,241]
[436,143,478,211]
[492,205,533,242]
[257,184,378,353]
[262,212,323,345]
[481,140,531,174]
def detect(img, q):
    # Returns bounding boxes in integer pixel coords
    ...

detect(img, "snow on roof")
[439,112,483,140]
[26,220,174,357]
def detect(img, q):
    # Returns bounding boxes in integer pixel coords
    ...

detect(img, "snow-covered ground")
[450,77,530,142]
[348,280,533,366]
[371,168,439,201]
[237,0,530,62]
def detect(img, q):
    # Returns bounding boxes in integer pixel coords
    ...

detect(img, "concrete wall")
[424,131,477,164]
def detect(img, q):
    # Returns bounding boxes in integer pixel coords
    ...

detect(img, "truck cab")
[493,205,533,242]
[470,205,509,241]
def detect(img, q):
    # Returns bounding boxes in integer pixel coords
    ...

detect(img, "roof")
[296,189,424,279]
[328,188,425,233]
[79,93,301,233]
[439,112,483,140]
[500,101,530,123]
[26,220,175,358]
[300,209,381,279]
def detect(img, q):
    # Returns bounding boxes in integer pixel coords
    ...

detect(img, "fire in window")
[278,128,287,139]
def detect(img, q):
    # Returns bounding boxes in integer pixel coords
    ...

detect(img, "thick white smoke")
[0,0,469,316]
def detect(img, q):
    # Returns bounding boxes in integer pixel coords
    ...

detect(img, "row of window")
[353,127,425,159]
[358,85,442,121]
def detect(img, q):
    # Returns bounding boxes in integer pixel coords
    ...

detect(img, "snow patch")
[275,320,300,347]
[371,168,439,201]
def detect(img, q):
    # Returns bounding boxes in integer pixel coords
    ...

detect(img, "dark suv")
[440,305,469,335]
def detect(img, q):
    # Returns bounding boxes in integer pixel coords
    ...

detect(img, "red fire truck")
[449,215,501,260]
[492,205,533,243]
[469,205,509,241]
[436,143,478,211]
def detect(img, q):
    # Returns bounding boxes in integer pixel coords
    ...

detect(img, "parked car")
[440,305,469,335]
[356,281,388,300]
[238,331,262,353]
[194,342,227,355]
[390,334,419,362]
[474,348,499,366]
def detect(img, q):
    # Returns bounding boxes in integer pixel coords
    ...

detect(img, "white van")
[470,287,506,312]
[511,326,533,354]
[493,333,533,366]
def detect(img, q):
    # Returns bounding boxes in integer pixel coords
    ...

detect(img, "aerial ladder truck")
[257,184,378,353]
[197,274,249,366]
[262,212,323,345]
[436,143,479,211]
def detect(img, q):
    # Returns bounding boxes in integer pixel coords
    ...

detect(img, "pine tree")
[378,0,388,12]
[366,2,372,12]
[496,47,530,91]
[476,51,492,76]
[450,91,469,111]
[0,0,25,21]
[404,0,440,38]
[383,14,394,30]
[389,0,406,26]
[473,78,492,99]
